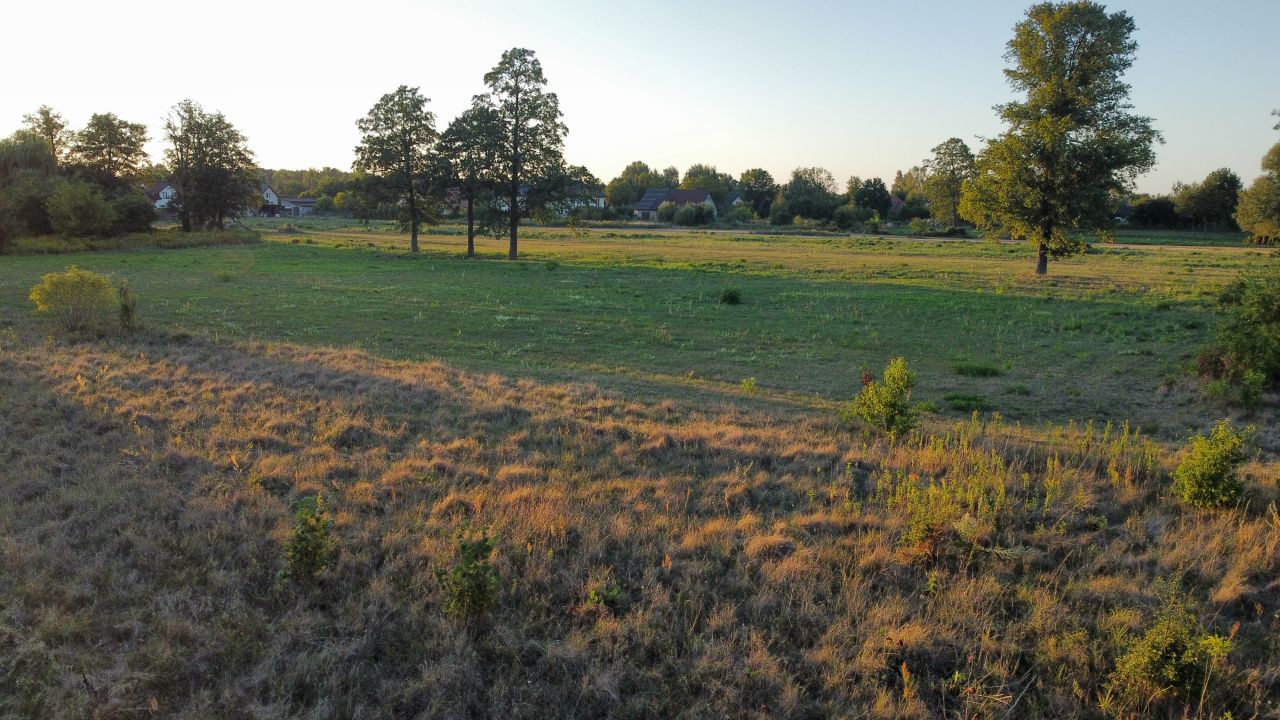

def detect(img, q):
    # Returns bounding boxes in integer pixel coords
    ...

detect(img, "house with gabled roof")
[632,188,716,221]
[141,181,178,209]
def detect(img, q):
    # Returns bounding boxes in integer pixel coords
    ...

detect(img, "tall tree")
[854,178,892,219]
[439,100,501,257]
[20,105,72,164]
[959,1,1160,275]
[738,168,777,217]
[163,99,257,231]
[1235,118,1280,242]
[1172,168,1242,230]
[605,161,674,208]
[891,167,928,203]
[923,138,976,226]
[71,113,149,185]
[680,163,737,210]
[785,167,839,220]
[354,86,438,253]
[481,48,569,260]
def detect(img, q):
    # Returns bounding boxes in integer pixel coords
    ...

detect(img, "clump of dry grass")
[1,329,1277,718]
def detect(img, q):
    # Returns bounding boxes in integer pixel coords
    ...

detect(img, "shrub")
[1212,264,1280,388]
[1109,588,1234,714]
[740,377,758,395]
[953,362,1003,378]
[907,218,930,235]
[436,531,500,624]
[28,265,119,332]
[48,179,113,238]
[283,495,338,582]
[107,191,157,235]
[944,392,992,413]
[768,206,793,225]
[656,201,677,222]
[719,288,742,305]
[673,204,698,226]
[116,279,138,331]
[729,206,755,224]
[1172,420,1252,508]
[842,357,919,436]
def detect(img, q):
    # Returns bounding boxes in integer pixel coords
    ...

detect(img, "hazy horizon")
[2,0,1277,194]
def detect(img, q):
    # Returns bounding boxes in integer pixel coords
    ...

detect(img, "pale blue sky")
[2,0,1276,193]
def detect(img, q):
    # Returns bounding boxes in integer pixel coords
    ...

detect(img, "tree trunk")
[466,196,475,258]
[508,181,519,260]
[407,186,419,254]
[1036,242,1048,275]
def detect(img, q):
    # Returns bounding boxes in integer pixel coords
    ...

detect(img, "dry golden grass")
[1,327,1278,718]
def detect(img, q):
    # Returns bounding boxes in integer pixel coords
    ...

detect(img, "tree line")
[4,3,1278,271]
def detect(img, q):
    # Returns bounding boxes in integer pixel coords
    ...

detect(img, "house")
[141,182,178,210]
[726,191,743,208]
[279,197,317,217]
[633,188,716,221]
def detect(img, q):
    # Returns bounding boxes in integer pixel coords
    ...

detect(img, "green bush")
[107,191,157,235]
[719,288,742,305]
[1109,588,1233,714]
[673,204,699,226]
[436,531,500,624]
[953,361,1003,378]
[842,357,919,436]
[116,279,139,331]
[283,495,339,582]
[1,173,54,236]
[656,201,676,222]
[944,392,992,413]
[1212,264,1280,388]
[48,179,113,238]
[28,265,119,332]
[1172,420,1252,508]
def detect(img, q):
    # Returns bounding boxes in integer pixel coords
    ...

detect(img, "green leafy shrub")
[719,288,742,305]
[28,265,119,332]
[1109,588,1234,714]
[673,203,713,226]
[842,357,919,436]
[437,531,500,623]
[283,495,338,582]
[116,279,138,331]
[107,191,157,235]
[953,361,1002,378]
[740,377,758,395]
[944,392,992,412]
[48,179,113,238]
[1207,264,1280,390]
[1172,420,1252,508]
[656,201,676,222]
[907,218,930,235]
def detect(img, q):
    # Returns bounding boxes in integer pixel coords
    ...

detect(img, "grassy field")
[2,223,1271,439]
[1,225,1278,718]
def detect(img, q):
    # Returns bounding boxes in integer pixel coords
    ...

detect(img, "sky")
[2,0,1277,194]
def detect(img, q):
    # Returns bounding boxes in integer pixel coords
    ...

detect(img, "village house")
[632,188,716,221]
[141,182,178,210]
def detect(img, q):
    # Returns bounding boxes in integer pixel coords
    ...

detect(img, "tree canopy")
[439,101,502,256]
[1173,168,1242,230]
[481,47,569,260]
[20,105,72,164]
[738,168,777,218]
[960,1,1161,274]
[71,113,149,186]
[923,138,975,226]
[679,164,737,211]
[784,167,839,220]
[605,161,676,208]
[163,99,257,231]
[1235,114,1280,242]
[353,85,438,253]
